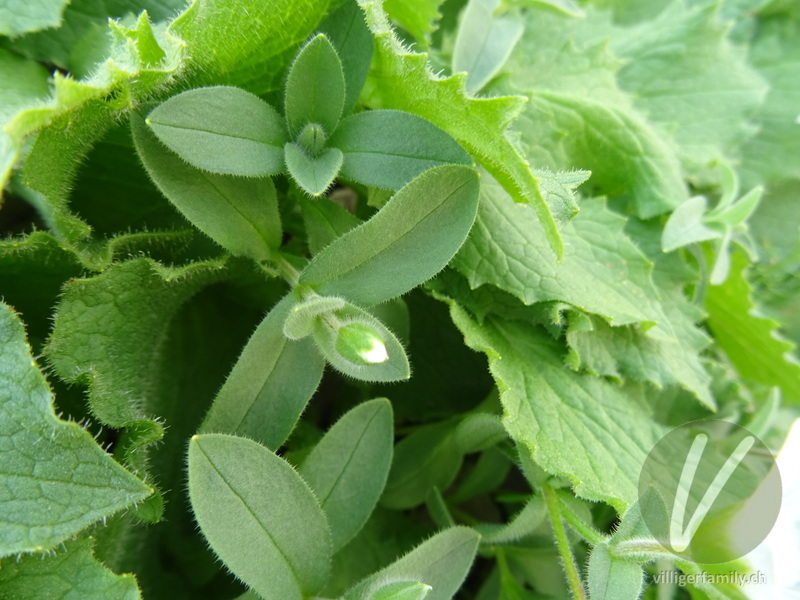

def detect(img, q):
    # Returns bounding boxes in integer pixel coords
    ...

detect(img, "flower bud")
[335,321,389,365]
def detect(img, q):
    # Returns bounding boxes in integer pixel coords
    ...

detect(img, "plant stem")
[557,492,608,546]
[543,484,588,600]
[273,253,301,287]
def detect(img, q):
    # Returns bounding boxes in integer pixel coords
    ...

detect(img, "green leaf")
[0,537,141,599]
[453,412,507,454]
[586,543,645,600]
[475,496,546,545]
[383,0,444,46]
[132,113,282,260]
[330,109,473,191]
[662,196,724,252]
[344,527,480,600]
[453,0,524,95]
[299,194,363,255]
[447,306,666,509]
[169,0,331,95]
[283,294,347,340]
[285,142,344,196]
[0,0,69,36]
[504,7,687,218]
[705,250,800,404]
[741,14,800,185]
[188,434,332,600]
[368,581,432,600]
[45,257,236,427]
[8,12,185,247]
[300,164,479,306]
[0,302,152,557]
[311,301,410,382]
[356,0,565,258]
[285,34,346,137]
[146,86,287,177]
[382,421,463,510]
[200,295,326,449]
[299,399,394,550]
[453,177,658,326]
[611,2,768,174]
[319,0,374,112]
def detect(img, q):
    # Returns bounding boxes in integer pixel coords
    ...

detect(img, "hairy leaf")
[447,306,665,509]
[345,527,480,600]
[586,543,644,600]
[188,434,331,600]
[0,302,151,557]
[146,87,287,177]
[356,0,565,257]
[201,295,325,448]
[132,113,282,260]
[285,142,344,197]
[300,399,394,550]
[330,109,473,191]
[300,165,479,306]
[285,34,346,137]
[0,537,141,599]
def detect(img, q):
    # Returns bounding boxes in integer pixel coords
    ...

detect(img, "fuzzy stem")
[544,484,588,600]
[557,492,608,546]
[273,253,301,287]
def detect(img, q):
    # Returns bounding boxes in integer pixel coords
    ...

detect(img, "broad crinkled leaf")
[188,434,332,600]
[453,0,524,95]
[46,257,236,427]
[741,13,800,186]
[200,295,326,449]
[330,109,473,191]
[383,0,444,46]
[300,165,479,306]
[8,12,185,245]
[356,0,566,258]
[504,6,688,218]
[132,113,282,260]
[454,177,659,326]
[0,537,141,599]
[299,399,394,550]
[609,1,768,175]
[169,0,331,94]
[0,0,70,36]
[146,86,287,177]
[705,250,800,404]
[447,305,666,509]
[0,302,152,557]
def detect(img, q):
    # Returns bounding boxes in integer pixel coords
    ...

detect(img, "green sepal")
[311,302,410,382]
[285,34,346,137]
[285,142,344,196]
[131,112,282,260]
[330,109,473,191]
[283,294,347,340]
[146,86,287,177]
[300,165,480,306]
[299,399,394,550]
[200,295,326,449]
[187,434,332,600]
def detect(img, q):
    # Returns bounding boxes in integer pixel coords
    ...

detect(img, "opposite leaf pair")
[146,34,472,196]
